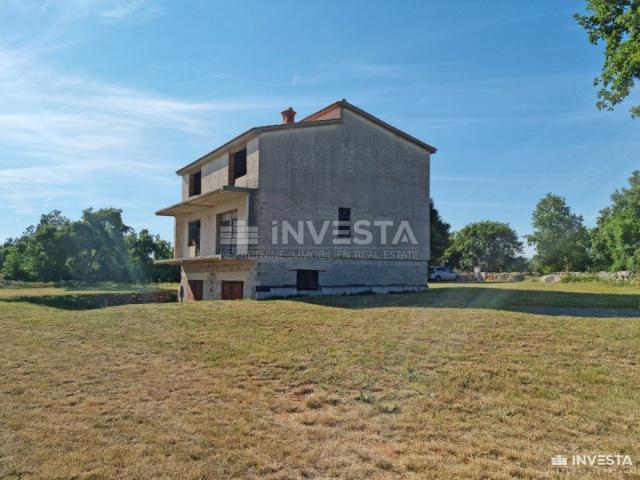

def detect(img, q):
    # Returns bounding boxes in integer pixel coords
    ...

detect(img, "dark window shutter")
[228,153,235,185]
[189,171,201,197]
[297,270,319,291]
[234,148,247,179]
[338,207,351,237]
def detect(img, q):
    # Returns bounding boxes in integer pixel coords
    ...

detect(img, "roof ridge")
[176,99,436,175]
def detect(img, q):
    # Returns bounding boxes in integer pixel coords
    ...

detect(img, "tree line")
[1,171,637,283]
[431,170,640,273]
[0,208,179,283]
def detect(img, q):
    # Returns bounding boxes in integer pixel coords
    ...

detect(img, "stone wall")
[458,272,526,282]
[538,271,637,283]
[455,271,638,284]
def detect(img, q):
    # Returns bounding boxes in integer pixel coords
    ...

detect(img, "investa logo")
[271,220,418,245]
[552,454,633,467]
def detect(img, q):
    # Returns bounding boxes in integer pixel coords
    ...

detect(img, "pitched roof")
[176,100,436,175]
[302,99,437,154]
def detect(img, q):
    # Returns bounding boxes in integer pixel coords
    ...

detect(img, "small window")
[233,148,247,180]
[189,171,201,197]
[297,270,319,291]
[228,148,247,186]
[188,220,201,255]
[216,210,238,257]
[338,207,351,238]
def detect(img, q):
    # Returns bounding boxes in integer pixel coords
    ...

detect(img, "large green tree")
[66,208,134,283]
[1,208,179,283]
[576,0,640,117]
[527,194,591,273]
[443,221,523,272]
[27,211,73,282]
[126,228,179,282]
[591,171,640,271]
[429,199,451,264]
[1,234,34,281]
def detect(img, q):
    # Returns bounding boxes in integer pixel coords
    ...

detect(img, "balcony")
[155,185,256,217]
[154,255,254,266]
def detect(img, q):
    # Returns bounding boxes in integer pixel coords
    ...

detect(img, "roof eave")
[175,118,343,176]
[301,100,437,154]
[339,101,437,154]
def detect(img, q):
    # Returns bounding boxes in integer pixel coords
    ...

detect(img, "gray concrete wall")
[254,258,427,299]
[253,107,430,291]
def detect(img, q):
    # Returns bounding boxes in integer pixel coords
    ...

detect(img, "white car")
[429,266,461,282]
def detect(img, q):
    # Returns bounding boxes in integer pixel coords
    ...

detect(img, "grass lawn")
[1,281,639,479]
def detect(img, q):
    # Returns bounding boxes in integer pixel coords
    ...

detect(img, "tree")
[443,221,523,272]
[27,211,72,282]
[0,243,5,274]
[527,194,590,273]
[66,208,134,283]
[126,229,180,283]
[1,208,178,284]
[1,235,34,281]
[575,0,640,117]
[591,171,640,272]
[429,199,451,264]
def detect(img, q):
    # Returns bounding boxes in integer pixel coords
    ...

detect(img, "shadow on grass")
[57,282,172,292]
[301,286,640,318]
[3,291,177,310]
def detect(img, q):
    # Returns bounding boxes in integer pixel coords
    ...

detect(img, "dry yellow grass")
[1,281,639,479]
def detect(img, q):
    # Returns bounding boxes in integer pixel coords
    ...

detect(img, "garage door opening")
[221,281,244,300]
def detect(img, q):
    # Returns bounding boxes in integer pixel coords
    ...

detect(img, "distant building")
[156,100,436,300]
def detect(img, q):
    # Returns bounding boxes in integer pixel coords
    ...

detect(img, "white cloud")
[10,0,163,24]
[0,37,282,214]
[0,30,324,221]
[94,0,162,21]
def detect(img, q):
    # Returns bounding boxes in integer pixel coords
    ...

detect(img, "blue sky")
[1,0,638,256]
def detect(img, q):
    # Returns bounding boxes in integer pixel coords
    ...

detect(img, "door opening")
[187,280,204,301]
[221,281,244,300]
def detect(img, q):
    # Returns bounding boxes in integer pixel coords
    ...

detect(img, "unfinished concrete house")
[156,100,436,300]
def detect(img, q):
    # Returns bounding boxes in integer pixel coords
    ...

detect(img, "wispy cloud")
[0,4,285,217]
[94,0,162,21]
[3,0,163,24]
